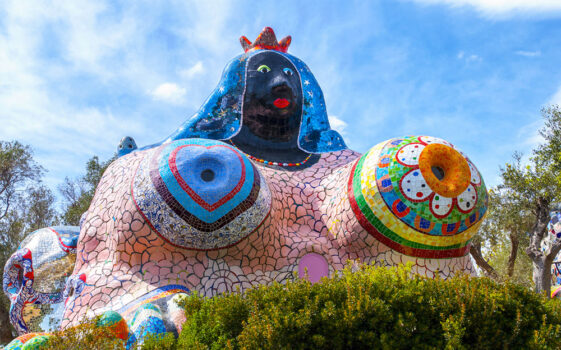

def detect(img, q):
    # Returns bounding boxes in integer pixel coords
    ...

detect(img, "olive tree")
[498,106,561,295]
[0,141,57,343]
[470,188,533,286]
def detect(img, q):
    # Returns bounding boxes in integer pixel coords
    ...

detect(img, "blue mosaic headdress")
[165,27,347,154]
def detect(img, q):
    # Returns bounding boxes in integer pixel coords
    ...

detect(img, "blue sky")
[1,0,561,202]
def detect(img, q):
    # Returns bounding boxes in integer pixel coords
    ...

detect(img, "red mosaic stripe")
[168,144,246,212]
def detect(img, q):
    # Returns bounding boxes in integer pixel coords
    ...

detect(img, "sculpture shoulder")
[317,149,361,168]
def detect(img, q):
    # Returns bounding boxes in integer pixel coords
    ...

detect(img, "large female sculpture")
[3,27,487,347]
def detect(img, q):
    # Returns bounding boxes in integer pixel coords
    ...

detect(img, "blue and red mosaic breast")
[133,139,271,250]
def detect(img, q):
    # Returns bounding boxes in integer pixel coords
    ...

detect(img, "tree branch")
[507,232,519,278]
[527,197,550,264]
[0,190,13,220]
[547,239,561,264]
[470,243,499,280]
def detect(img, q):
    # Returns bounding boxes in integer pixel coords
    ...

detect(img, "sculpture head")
[118,136,137,157]
[236,26,302,151]
[241,50,303,143]
[166,27,346,159]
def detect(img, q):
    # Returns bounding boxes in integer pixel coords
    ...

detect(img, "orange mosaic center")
[418,143,470,198]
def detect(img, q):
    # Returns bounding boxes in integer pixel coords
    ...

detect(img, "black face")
[231,51,316,166]
[242,51,303,142]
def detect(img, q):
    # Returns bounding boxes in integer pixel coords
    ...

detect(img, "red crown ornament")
[240,27,291,53]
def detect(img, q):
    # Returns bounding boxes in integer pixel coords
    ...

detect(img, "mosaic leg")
[3,333,49,350]
[167,293,188,334]
[126,303,167,349]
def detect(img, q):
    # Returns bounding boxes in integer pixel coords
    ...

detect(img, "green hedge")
[35,264,561,349]
[173,264,561,350]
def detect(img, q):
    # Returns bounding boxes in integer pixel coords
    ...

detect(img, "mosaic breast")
[3,226,79,333]
[132,138,271,250]
[15,226,79,293]
[349,136,488,258]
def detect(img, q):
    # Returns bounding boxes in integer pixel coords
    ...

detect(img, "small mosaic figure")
[3,27,488,346]
[118,136,138,157]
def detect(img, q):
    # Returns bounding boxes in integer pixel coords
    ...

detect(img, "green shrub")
[139,332,177,350]
[174,264,561,350]
[44,315,124,349]
[39,264,561,349]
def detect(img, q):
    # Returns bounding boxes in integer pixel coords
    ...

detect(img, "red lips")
[273,98,290,108]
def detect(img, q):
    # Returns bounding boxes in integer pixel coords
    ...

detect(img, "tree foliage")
[497,105,561,295]
[59,155,114,225]
[0,142,112,345]
[0,141,58,344]
[0,141,43,220]
[471,187,533,287]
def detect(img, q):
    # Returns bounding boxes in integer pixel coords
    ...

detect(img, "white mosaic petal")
[430,194,453,217]
[457,183,477,212]
[468,161,481,185]
[396,143,425,167]
[418,136,452,147]
[400,168,433,201]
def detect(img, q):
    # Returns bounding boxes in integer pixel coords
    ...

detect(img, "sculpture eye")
[283,67,293,76]
[257,64,271,73]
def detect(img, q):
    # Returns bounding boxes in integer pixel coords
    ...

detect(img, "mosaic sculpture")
[3,27,488,347]
[547,212,561,296]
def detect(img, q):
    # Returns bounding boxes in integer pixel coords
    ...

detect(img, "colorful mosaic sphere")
[126,303,166,348]
[20,335,50,350]
[133,138,271,250]
[348,136,488,258]
[97,310,129,340]
[4,332,49,350]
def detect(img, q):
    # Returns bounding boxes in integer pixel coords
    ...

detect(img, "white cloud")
[516,50,541,57]
[466,54,482,62]
[522,129,545,149]
[179,61,205,79]
[2,0,140,78]
[409,0,561,17]
[150,83,187,104]
[515,119,545,168]
[328,115,348,135]
[0,0,247,203]
[0,80,142,191]
[516,118,544,149]
[550,86,561,105]
[173,0,236,55]
[457,51,482,63]
[0,0,154,194]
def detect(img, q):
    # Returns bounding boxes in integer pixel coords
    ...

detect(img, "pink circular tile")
[298,253,329,283]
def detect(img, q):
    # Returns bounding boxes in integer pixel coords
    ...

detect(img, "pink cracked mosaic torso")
[61,139,479,328]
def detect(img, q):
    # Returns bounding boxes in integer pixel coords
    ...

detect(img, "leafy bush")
[174,264,561,350]
[39,264,561,349]
[44,315,124,349]
[139,332,177,350]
